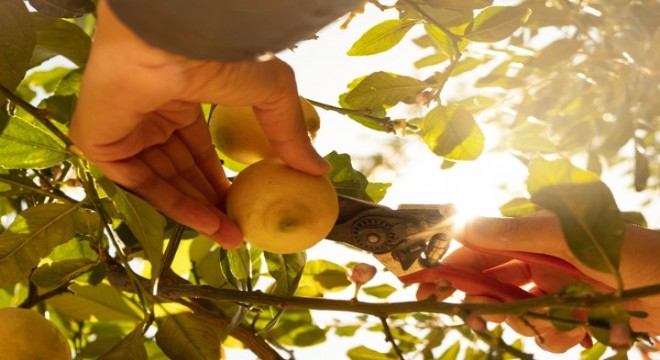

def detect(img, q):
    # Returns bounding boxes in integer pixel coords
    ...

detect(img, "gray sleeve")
[106,0,362,61]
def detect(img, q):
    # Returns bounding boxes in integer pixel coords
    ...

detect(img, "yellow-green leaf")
[265,251,306,296]
[421,104,484,160]
[527,158,625,274]
[98,177,165,279]
[347,19,417,56]
[344,72,428,110]
[0,116,69,169]
[499,197,539,217]
[48,283,143,321]
[362,283,396,298]
[155,313,222,360]
[98,326,148,360]
[464,6,531,43]
[0,203,77,286]
[295,260,351,297]
[31,258,96,288]
[347,345,392,360]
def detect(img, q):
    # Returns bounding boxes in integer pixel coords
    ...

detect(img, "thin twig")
[472,328,534,360]
[19,281,72,309]
[153,223,184,295]
[0,174,75,203]
[380,316,405,360]
[306,98,419,133]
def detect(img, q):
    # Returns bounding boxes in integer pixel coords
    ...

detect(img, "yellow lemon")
[226,158,338,254]
[0,307,71,360]
[209,97,320,165]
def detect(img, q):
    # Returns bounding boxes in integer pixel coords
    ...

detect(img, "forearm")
[106,0,362,61]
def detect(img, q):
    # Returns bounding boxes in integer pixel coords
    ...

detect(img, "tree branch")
[0,84,73,148]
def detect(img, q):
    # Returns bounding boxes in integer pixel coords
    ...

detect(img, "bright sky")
[225,3,658,359]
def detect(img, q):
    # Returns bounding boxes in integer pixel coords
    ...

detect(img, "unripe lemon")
[0,307,71,360]
[226,158,338,254]
[209,97,320,165]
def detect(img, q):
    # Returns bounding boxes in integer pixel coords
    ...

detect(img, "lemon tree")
[0,0,658,359]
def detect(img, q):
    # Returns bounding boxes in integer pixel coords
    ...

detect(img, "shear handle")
[399,263,535,302]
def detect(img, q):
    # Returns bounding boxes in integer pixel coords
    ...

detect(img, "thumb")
[456,215,585,272]
[253,93,330,176]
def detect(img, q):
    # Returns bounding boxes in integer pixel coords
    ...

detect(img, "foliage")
[0,0,657,359]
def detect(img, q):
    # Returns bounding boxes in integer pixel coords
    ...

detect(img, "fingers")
[94,156,242,249]
[457,216,569,259]
[181,58,330,176]
[401,263,534,302]
[174,112,231,205]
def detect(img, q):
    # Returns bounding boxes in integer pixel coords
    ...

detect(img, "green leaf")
[424,24,468,59]
[44,95,78,124]
[457,95,497,113]
[265,251,306,296]
[634,148,650,192]
[219,247,245,290]
[347,345,393,360]
[499,197,539,217]
[450,57,484,76]
[31,258,96,288]
[335,325,361,336]
[189,237,227,287]
[366,182,391,203]
[281,323,327,347]
[295,259,351,297]
[98,177,165,279]
[0,171,47,197]
[421,104,484,160]
[344,72,429,110]
[48,283,143,321]
[438,342,461,360]
[580,342,607,360]
[226,244,251,284]
[527,158,625,274]
[28,0,95,18]
[414,52,449,69]
[0,116,69,169]
[464,6,531,42]
[325,151,387,202]
[155,313,221,360]
[0,0,36,90]
[347,19,417,56]
[98,326,148,360]
[29,12,91,67]
[17,66,74,102]
[49,238,98,262]
[0,203,77,286]
[362,284,396,298]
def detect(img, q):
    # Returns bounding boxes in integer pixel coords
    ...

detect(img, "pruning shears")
[326,195,613,302]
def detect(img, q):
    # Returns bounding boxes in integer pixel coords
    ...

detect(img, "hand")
[70,0,329,248]
[405,213,660,352]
